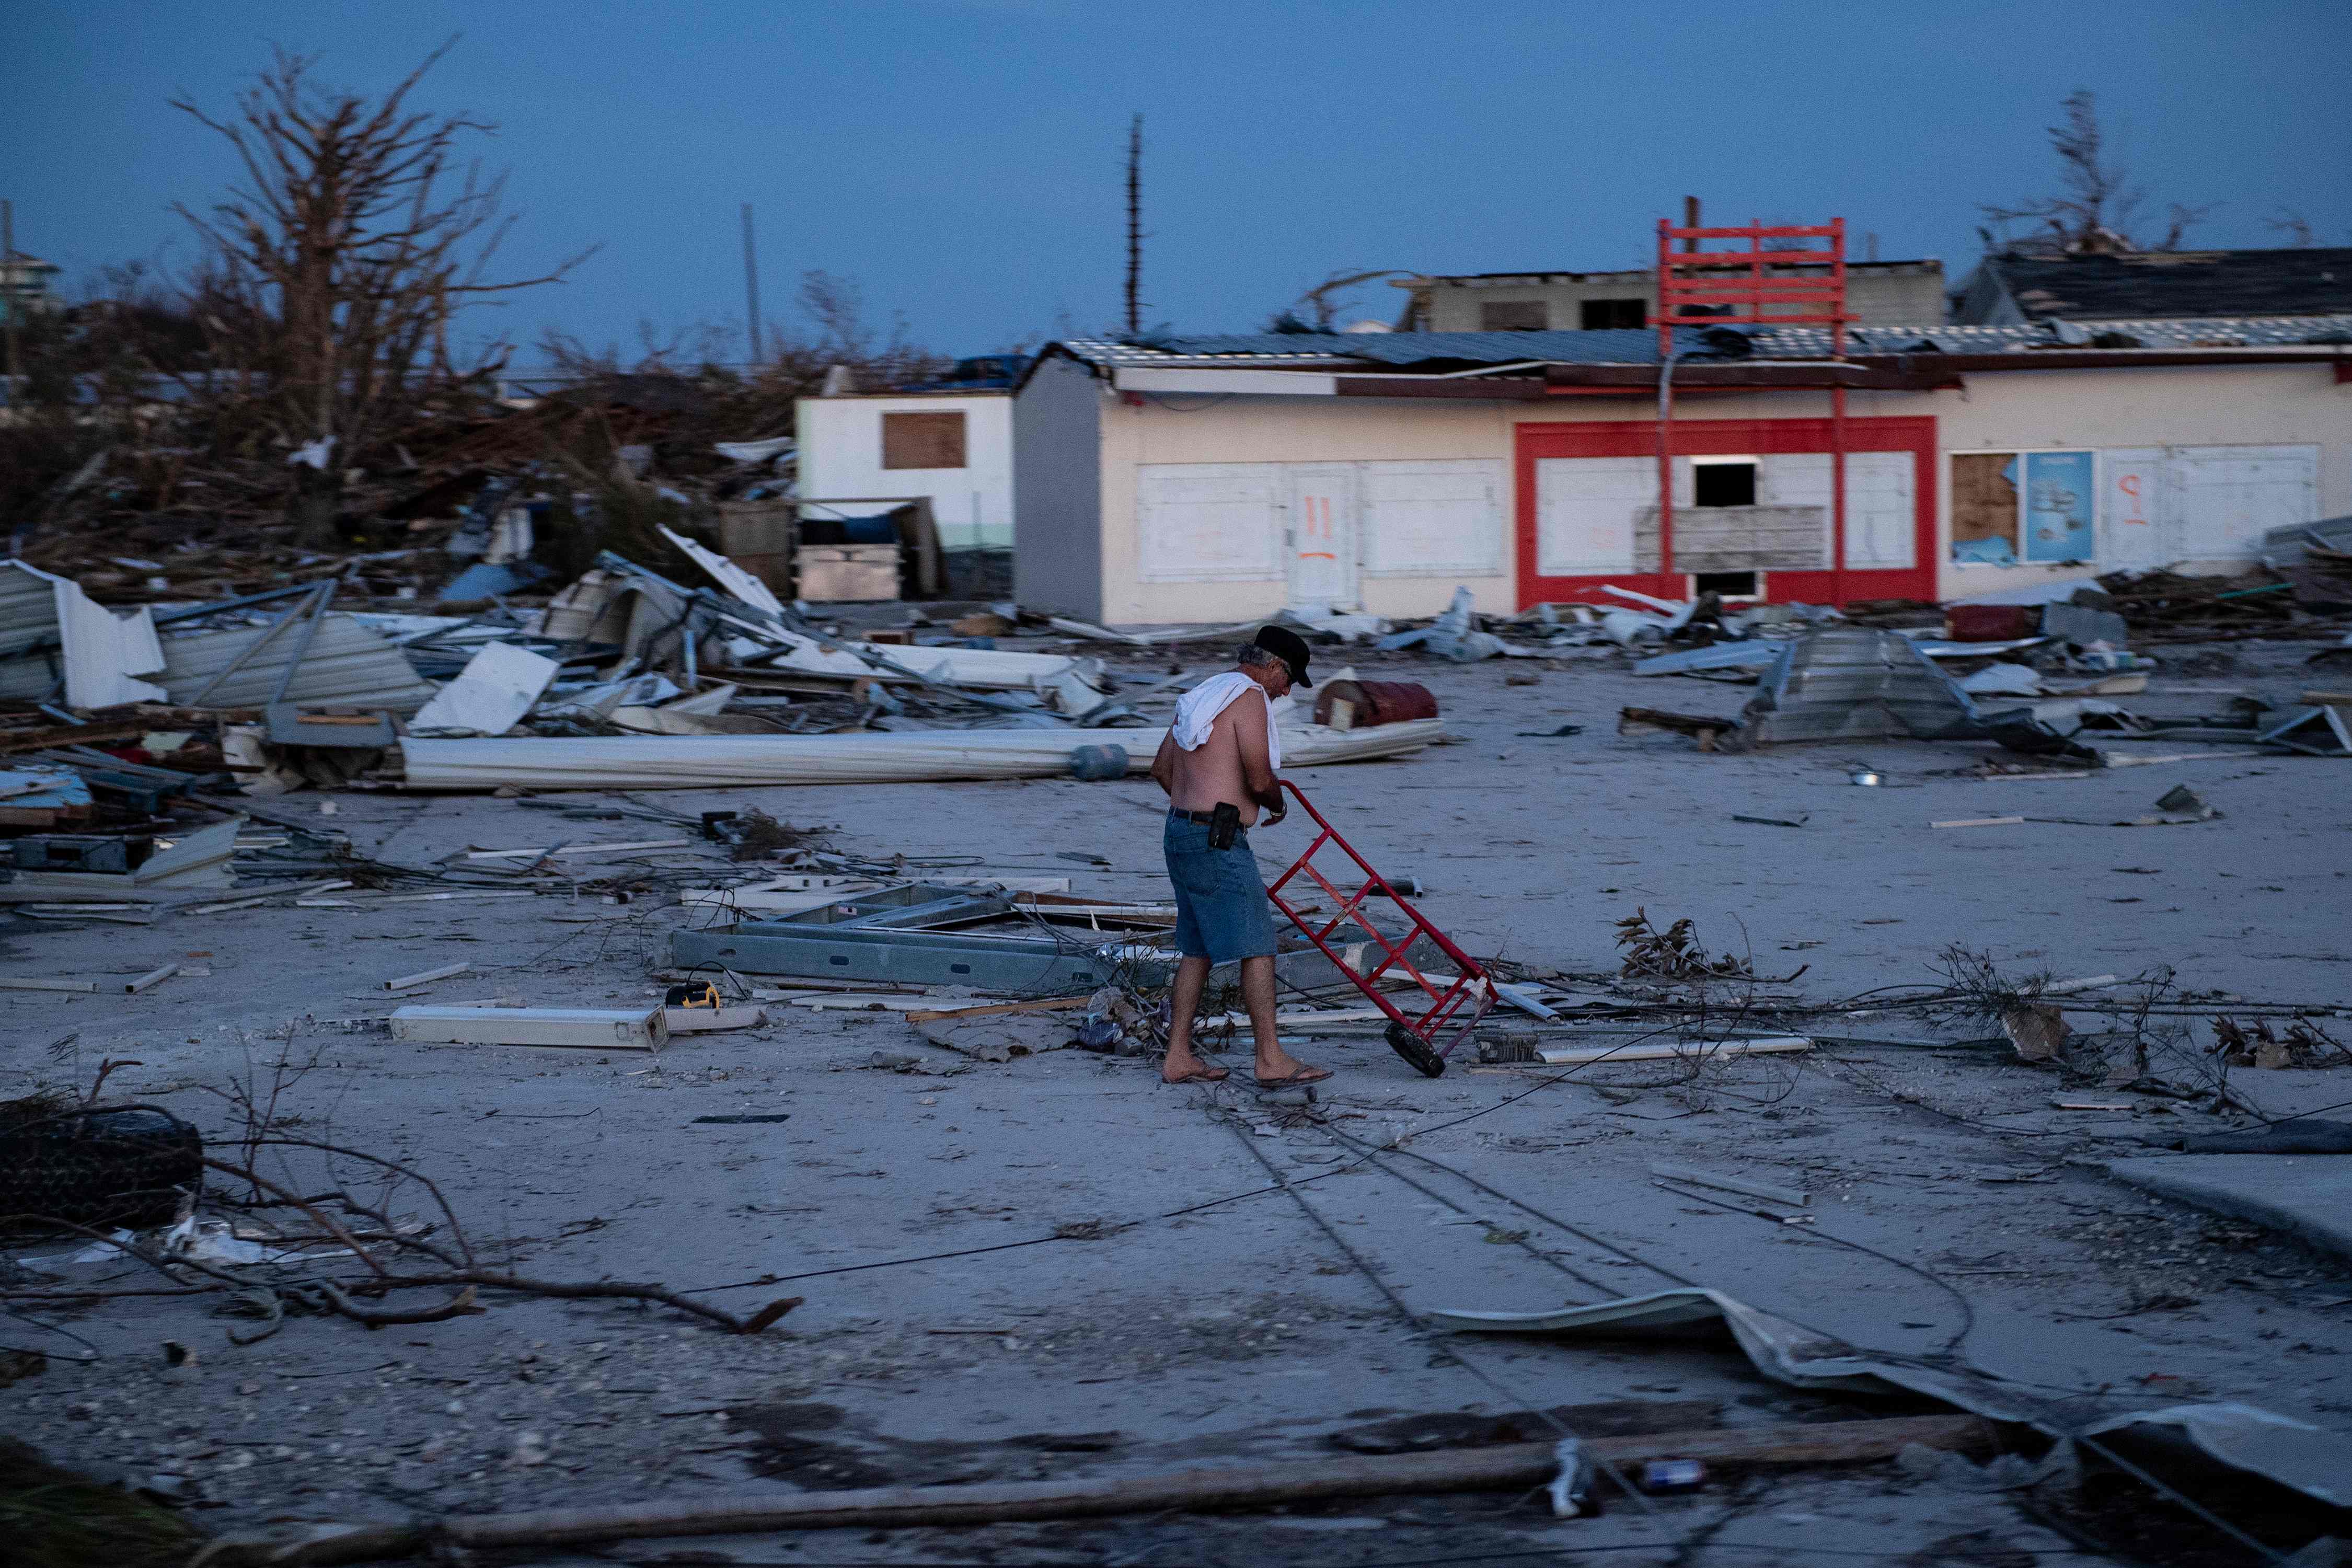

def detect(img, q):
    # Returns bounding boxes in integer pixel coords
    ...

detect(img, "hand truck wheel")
[1384,1021,1446,1079]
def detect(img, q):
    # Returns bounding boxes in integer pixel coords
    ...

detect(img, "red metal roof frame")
[1656,219,1850,352]
[1653,217,1853,601]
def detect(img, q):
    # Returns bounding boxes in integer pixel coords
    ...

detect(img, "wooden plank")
[195,1414,1998,1565]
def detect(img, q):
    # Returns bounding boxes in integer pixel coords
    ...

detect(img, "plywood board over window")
[881,411,966,470]
[1950,452,2020,566]
[1136,465,1282,583]
[1362,461,1504,577]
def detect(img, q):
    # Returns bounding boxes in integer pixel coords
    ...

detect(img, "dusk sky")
[9,1,2348,364]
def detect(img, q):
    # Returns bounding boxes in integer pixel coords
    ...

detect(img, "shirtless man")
[1146,626,1330,1089]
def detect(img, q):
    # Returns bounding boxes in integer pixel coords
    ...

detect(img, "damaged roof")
[1963,248,2352,324]
[1044,314,2352,378]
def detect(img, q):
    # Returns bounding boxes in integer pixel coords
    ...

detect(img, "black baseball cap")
[1254,625,1315,688]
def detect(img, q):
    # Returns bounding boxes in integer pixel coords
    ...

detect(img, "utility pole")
[741,202,764,366]
[2,200,18,397]
[1124,115,1144,337]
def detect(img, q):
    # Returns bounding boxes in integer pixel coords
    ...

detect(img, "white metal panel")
[1754,453,1915,570]
[1843,452,1917,570]
[2166,445,2319,562]
[2098,448,2168,571]
[1361,460,1505,578]
[397,720,1445,791]
[1136,464,1283,583]
[1113,367,1338,396]
[1754,455,1834,567]
[1283,464,1360,608]
[1537,457,1675,577]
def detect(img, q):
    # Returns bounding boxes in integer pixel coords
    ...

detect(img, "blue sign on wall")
[2022,451,2095,563]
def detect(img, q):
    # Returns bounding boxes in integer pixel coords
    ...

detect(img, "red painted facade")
[1512,415,1940,609]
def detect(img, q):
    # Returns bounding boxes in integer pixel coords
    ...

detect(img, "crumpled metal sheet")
[1743,627,1980,745]
[0,560,169,707]
[1430,1286,2350,1506]
[0,815,243,903]
[157,614,437,713]
[398,718,1446,791]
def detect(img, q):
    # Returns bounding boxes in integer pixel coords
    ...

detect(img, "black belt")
[1169,808,1241,826]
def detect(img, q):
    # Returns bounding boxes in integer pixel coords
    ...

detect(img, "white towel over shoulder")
[1169,672,1281,770]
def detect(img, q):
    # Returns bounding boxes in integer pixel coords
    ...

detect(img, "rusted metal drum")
[1313,679,1439,730]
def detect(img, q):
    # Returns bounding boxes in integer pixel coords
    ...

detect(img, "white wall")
[1497,364,2349,599]
[795,393,1014,549]
[1927,364,2348,596]
[1078,360,2347,621]
[1097,394,1518,624]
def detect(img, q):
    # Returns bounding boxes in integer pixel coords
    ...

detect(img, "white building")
[794,374,1016,550]
[1009,324,2351,625]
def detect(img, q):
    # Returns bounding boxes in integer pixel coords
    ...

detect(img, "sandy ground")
[4,636,2349,1565]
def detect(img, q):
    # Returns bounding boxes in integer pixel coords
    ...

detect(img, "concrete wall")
[1416,262,1949,331]
[795,392,1014,548]
[1010,356,1105,619]
[1094,393,1518,625]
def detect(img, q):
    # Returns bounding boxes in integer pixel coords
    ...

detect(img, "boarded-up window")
[1137,465,1282,582]
[1362,462,1504,577]
[1537,456,1664,576]
[881,411,966,470]
[1479,301,1548,331]
[1580,298,1646,330]
[1950,452,2020,566]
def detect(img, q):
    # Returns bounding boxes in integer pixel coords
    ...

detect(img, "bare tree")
[2266,207,2319,247]
[1976,88,2192,256]
[1278,268,1409,333]
[172,41,594,541]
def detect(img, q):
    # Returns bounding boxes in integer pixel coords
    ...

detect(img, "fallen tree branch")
[367,1269,801,1336]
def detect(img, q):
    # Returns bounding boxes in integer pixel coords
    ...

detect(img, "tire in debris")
[0,1105,202,1230]
[1384,1021,1447,1079]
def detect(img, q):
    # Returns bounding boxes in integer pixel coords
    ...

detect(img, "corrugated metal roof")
[158,614,439,713]
[1053,316,2352,374]
[1979,249,2352,322]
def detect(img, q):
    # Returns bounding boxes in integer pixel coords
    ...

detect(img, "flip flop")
[1252,1066,1332,1089]
[1161,1065,1230,1085]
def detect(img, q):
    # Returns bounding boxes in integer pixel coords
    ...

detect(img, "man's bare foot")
[1161,1051,1229,1085]
[1252,1048,1330,1088]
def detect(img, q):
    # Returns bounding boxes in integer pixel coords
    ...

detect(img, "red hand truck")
[1262,779,1492,1077]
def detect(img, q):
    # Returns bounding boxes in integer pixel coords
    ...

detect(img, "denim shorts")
[1164,812,1280,963]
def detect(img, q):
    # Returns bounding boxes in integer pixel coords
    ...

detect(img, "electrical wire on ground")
[1209,1103,1660,1527]
[1287,1081,2291,1565]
